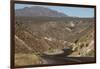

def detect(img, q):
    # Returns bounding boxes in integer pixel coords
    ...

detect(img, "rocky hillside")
[14,6,95,66]
[15,16,95,57]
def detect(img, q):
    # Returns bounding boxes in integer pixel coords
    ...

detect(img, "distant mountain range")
[15,6,67,17]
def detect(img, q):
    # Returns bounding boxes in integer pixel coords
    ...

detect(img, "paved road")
[41,55,95,64]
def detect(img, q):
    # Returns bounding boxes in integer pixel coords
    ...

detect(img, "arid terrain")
[15,6,95,66]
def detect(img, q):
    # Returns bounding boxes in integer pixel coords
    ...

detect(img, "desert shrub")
[85,50,95,57]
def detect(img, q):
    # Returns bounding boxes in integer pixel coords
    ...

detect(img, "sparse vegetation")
[15,6,95,66]
[15,53,42,66]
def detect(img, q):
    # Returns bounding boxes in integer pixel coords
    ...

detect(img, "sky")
[15,4,94,18]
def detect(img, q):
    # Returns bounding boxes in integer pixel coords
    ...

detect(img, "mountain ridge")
[15,6,68,17]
